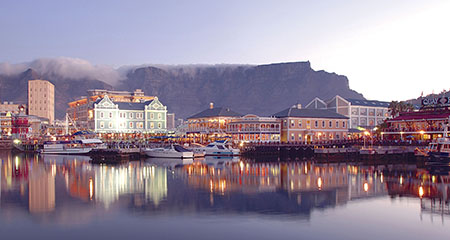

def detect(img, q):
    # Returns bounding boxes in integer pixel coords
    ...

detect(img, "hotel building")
[67,89,167,134]
[273,104,349,143]
[227,114,281,143]
[28,80,55,123]
[186,103,241,142]
[305,95,389,131]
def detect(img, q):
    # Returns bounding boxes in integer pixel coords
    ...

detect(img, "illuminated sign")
[422,96,450,107]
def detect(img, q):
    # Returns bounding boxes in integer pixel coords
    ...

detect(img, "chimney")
[209,102,214,109]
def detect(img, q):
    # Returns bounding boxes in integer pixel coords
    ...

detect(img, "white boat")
[144,145,194,159]
[40,138,104,155]
[427,137,450,160]
[193,140,240,156]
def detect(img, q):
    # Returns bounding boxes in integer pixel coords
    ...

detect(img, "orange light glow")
[363,182,369,192]
[419,186,424,198]
[317,177,323,189]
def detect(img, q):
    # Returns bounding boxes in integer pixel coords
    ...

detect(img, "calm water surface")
[1,152,449,239]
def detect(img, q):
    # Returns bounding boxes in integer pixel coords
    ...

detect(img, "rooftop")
[273,107,348,119]
[188,107,242,119]
[347,98,389,107]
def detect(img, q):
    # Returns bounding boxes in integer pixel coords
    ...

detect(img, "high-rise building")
[28,80,55,123]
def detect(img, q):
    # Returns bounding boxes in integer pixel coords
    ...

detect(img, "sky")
[0,0,449,101]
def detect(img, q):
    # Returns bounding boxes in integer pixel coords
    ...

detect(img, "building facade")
[273,104,349,143]
[305,95,389,130]
[67,89,167,134]
[227,114,281,143]
[186,103,241,142]
[28,80,55,123]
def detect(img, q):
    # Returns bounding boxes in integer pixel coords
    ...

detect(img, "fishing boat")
[144,144,194,159]
[40,138,104,155]
[193,140,240,156]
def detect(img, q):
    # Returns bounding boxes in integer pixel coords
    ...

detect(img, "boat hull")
[40,148,92,155]
[144,150,194,159]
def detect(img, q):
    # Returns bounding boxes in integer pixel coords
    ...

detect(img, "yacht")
[144,144,194,159]
[40,139,103,155]
[193,140,240,157]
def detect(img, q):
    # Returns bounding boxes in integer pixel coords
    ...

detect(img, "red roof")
[388,110,450,122]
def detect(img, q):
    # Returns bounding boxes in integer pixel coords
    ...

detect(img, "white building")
[305,95,389,130]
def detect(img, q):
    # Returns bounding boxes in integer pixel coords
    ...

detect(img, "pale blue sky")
[1,0,449,101]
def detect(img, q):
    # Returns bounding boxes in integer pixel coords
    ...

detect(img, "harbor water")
[0,151,449,240]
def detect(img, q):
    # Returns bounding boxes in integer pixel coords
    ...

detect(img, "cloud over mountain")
[0,57,122,85]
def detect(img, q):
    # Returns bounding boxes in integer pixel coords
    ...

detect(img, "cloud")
[0,57,123,85]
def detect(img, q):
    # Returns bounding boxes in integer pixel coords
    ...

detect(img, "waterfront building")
[28,80,55,123]
[0,101,23,115]
[227,114,281,143]
[186,103,241,142]
[67,89,167,134]
[382,97,450,140]
[273,104,349,143]
[167,113,176,131]
[1,102,26,137]
[305,95,389,131]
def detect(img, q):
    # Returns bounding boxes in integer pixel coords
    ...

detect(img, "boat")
[427,137,450,160]
[193,140,240,156]
[39,138,104,155]
[144,144,194,159]
[185,143,206,158]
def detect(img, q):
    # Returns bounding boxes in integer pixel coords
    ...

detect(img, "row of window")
[99,111,164,120]
[98,121,163,129]
[290,132,341,141]
[286,119,346,129]
[351,107,388,117]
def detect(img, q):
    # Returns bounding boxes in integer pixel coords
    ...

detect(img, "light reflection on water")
[0,151,450,239]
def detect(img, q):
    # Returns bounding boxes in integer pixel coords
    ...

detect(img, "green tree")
[388,101,414,117]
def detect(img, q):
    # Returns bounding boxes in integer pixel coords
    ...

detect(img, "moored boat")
[39,138,105,155]
[193,140,240,156]
[144,144,194,159]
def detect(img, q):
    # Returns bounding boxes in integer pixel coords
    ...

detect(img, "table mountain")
[1,61,364,120]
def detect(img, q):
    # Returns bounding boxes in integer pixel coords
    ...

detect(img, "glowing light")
[419,186,424,198]
[400,176,403,185]
[317,177,323,189]
[89,178,94,200]
[364,131,370,136]
[419,130,425,135]
[363,182,369,192]
[13,139,21,144]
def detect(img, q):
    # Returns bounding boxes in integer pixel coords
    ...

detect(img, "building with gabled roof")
[305,95,390,131]
[273,104,349,143]
[67,89,167,134]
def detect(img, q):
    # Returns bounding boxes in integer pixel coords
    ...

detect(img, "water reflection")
[1,151,450,225]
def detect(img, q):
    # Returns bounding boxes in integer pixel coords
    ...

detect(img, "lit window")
[100,121,104,128]
[109,122,113,128]
[291,133,295,140]
[290,120,295,127]
[129,122,133,128]
[150,122,154,129]
[298,121,302,128]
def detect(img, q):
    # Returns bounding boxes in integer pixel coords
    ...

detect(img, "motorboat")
[185,143,206,158]
[193,140,240,156]
[144,144,194,159]
[39,138,105,155]
[427,138,450,160]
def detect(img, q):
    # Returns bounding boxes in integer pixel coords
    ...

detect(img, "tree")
[389,101,414,117]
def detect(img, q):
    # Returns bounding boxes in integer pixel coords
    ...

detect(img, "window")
[291,133,295,141]
[336,121,339,128]
[342,121,346,128]
[158,122,162,129]
[283,120,287,127]
[129,112,133,119]
[298,134,302,140]
[290,120,295,127]
[150,113,154,119]
[150,122,154,129]
[298,121,302,128]
[138,122,143,128]
[329,121,332,128]
[100,121,104,128]
[315,121,318,128]
[158,113,162,120]
[129,122,133,128]
[109,122,113,128]
[322,121,325,128]
[100,112,104,118]
[109,112,113,118]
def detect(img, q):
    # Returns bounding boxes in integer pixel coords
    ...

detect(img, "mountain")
[119,61,364,118]
[0,68,113,119]
[0,60,364,120]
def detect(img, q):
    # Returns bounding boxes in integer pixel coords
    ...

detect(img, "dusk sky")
[1,0,449,101]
